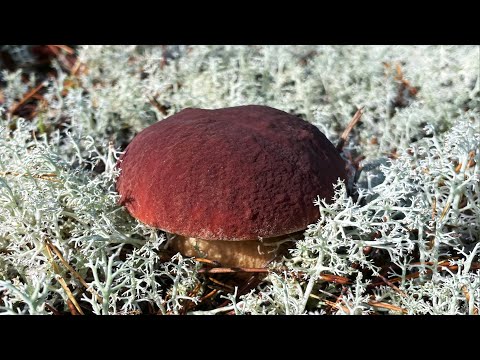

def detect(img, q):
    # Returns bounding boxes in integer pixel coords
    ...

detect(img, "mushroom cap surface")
[116,105,347,241]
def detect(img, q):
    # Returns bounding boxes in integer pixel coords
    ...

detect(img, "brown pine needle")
[70,59,82,76]
[66,299,81,315]
[371,269,430,287]
[45,243,60,273]
[237,273,264,297]
[461,285,479,315]
[454,152,476,173]
[148,95,168,115]
[370,262,480,287]
[319,274,351,285]
[44,302,61,315]
[187,283,202,298]
[324,299,350,314]
[194,257,222,267]
[462,285,471,302]
[368,299,407,314]
[46,45,60,56]
[395,63,403,81]
[410,258,458,267]
[0,171,60,183]
[198,267,269,274]
[336,107,364,151]
[308,293,323,301]
[52,45,75,55]
[274,267,350,285]
[8,82,45,115]
[58,278,83,315]
[377,274,407,297]
[181,282,203,314]
[45,244,84,315]
[439,200,451,222]
[208,277,235,291]
[325,294,407,314]
[200,289,219,302]
[47,240,103,304]
[46,45,77,71]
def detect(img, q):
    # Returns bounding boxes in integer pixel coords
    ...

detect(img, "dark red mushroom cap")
[116,105,347,241]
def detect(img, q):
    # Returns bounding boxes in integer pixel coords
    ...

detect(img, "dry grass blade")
[336,107,364,151]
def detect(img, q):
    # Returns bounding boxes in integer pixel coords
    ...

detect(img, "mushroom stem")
[169,233,302,268]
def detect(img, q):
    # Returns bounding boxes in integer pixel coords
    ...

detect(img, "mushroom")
[116,105,347,268]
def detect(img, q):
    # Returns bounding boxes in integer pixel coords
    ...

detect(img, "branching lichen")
[0,45,478,314]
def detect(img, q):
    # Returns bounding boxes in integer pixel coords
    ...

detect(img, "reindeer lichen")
[0,45,478,314]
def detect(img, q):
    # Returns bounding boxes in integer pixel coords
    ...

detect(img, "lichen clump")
[0,45,479,314]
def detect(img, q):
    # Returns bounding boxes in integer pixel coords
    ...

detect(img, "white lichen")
[0,45,478,314]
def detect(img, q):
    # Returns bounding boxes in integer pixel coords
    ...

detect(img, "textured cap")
[116,105,347,241]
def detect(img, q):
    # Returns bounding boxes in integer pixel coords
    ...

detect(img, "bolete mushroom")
[116,105,347,268]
